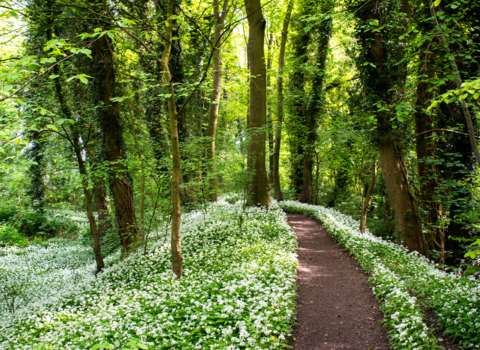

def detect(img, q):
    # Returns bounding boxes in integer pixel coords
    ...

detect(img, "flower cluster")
[279,201,480,349]
[0,201,297,349]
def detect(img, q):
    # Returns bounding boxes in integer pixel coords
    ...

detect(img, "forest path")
[286,213,391,350]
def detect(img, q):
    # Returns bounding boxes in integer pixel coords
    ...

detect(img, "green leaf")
[28,63,41,71]
[465,251,477,259]
[40,57,56,64]
[137,344,148,350]
[79,76,88,84]
[434,0,441,6]
[107,32,114,39]
[49,74,59,80]
[9,10,19,20]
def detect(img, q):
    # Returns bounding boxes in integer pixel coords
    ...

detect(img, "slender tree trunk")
[273,0,293,202]
[90,0,139,256]
[160,0,183,278]
[360,161,377,233]
[244,0,272,206]
[266,32,274,185]
[206,0,229,201]
[73,141,105,273]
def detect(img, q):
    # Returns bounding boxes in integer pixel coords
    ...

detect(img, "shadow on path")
[287,213,391,350]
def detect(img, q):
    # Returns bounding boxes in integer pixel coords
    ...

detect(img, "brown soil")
[286,213,391,350]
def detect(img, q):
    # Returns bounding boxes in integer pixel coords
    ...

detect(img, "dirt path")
[287,213,391,350]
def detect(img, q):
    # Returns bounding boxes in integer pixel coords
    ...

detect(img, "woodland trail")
[286,213,391,350]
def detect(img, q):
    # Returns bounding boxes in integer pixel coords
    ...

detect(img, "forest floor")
[286,213,391,350]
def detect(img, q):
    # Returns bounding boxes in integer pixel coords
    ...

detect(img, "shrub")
[0,224,28,247]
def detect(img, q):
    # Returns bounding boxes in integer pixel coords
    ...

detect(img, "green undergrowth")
[279,201,480,350]
[0,202,297,350]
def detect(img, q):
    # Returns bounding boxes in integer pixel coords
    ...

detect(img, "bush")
[0,209,82,240]
[0,224,28,247]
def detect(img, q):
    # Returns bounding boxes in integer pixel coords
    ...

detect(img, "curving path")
[287,213,391,350]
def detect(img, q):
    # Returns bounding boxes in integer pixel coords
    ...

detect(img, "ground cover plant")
[0,201,297,350]
[279,201,480,350]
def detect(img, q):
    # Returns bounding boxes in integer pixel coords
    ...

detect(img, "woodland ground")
[1,200,479,349]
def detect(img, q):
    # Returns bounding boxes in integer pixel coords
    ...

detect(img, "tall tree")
[90,0,139,256]
[244,0,272,206]
[160,0,183,278]
[354,0,428,255]
[272,0,294,202]
[298,5,332,203]
[206,0,229,201]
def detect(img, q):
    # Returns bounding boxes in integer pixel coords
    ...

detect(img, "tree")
[244,0,272,206]
[354,0,428,255]
[206,0,230,201]
[272,0,293,202]
[90,0,139,257]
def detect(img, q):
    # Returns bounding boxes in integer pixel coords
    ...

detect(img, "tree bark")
[206,0,229,201]
[272,0,293,202]
[160,0,183,278]
[360,161,377,233]
[266,32,274,185]
[90,0,139,257]
[244,0,272,206]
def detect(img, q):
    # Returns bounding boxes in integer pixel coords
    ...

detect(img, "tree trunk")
[49,46,105,271]
[414,29,442,256]
[90,0,139,257]
[356,0,428,255]
[360,161,377,233]
[272,0,293,202]
[84,146,110,238]
[73,142,105,273]
[92,181,110,237]
[120,81,146,239]
[266,32,274,185]
[298,13,332,203]
[244,0,271,207]
[206,0,229,201]
[160,0,183,278]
